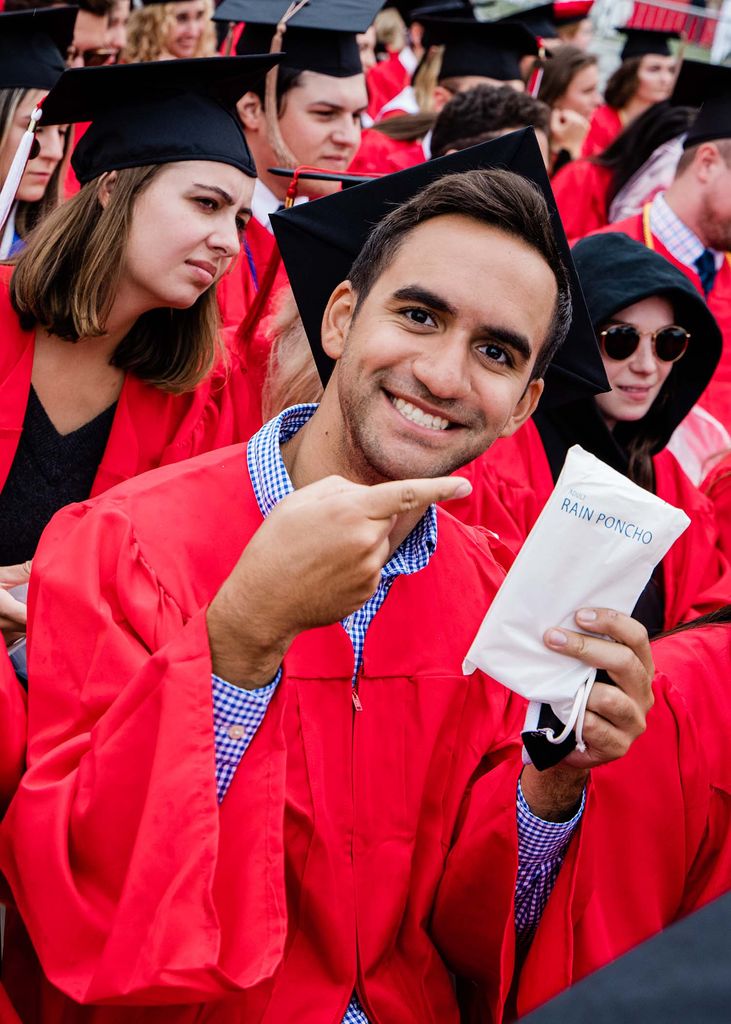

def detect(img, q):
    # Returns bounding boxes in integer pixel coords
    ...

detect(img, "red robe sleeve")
[0,497,288,1005]
[702,454,731,560]
[0,645,25,812]
[581,105,622,158]
[349,129,426,175]
[654,450,731,628]
[551,160,613,243]
[366,52,410,121]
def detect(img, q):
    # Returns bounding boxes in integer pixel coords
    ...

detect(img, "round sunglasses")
[598,323,690,364]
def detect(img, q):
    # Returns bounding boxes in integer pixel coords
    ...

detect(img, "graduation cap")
[391,1,474,22]
[617,26,680,61]
[517,892,731,1024]
[554,1,594,27]
[270,128,608,406]
[0,7,78,91]
[418,17,538,80]
[501,3,558,41]
[670,59,731,149]
[214,0,383,77]
[37,55,279,184]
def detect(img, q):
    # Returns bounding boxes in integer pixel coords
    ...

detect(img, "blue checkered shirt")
[211,404,582,1023]
[650,192,724,274]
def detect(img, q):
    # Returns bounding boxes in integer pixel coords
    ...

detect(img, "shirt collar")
[247,404,438,576]
[650,191,724,272]
[251,179,308,234]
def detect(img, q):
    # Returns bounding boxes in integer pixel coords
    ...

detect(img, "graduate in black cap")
[582,25,679,157]
[0,7,77,258]
[0,54,278,588]
[2,131,654,1024]
[351,15,540,177]
[599,60,731,433]
[211,0,380,392]
[481,232,730,635]
[124,0,216,63]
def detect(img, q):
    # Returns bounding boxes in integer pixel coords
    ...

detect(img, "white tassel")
[0,105,43,236]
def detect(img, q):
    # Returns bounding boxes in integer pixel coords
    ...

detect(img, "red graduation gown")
[551,159,613,243]
[702,453,731,560]
[0,266,259,502]
[349,129,426,176]
[366,52,410,122]
[216,216,290,422]
[581,104,622,158]
[0,646,25,812]
[0,446,534,1023]
[512,661,726,1018]
[455,419,731,629]
[595,209,731,431]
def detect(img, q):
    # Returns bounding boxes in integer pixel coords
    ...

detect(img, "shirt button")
[228,725,245,740]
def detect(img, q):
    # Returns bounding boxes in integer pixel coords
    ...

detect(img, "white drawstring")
[544,670,596,751]
[0,105,43,237]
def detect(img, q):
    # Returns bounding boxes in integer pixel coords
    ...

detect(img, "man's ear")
[432,85,453,114]
[499,377,544,438]
[321,281,356,361]
[97,170,118,209]
[236,91,264,132]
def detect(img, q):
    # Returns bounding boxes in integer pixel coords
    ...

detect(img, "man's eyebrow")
[481,326,533,363]
[192,183,234,205]
[392,285,457,317]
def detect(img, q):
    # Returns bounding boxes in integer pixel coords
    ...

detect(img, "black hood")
[536,232,722,479]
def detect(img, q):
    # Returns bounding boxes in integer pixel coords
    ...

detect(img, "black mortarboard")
[571,232,721,449]
[37,56,279,184]
[271,128,608,406]
[0,7,77,91]
[671,59,731,148]
[518,892,731,1024]
[418,17,538,80]
[502,3,558,40]
[215,0,383,78]
[618,26,680,61]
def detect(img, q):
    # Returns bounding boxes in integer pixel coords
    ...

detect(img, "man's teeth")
[391,396,450,431]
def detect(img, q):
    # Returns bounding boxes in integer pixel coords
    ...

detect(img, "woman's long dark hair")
[593,101,696,208]
[657,605,731,639]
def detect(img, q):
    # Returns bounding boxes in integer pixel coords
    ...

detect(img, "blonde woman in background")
[123,0,215,62]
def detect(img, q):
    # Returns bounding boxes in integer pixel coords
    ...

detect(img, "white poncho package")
[463,445,690,751]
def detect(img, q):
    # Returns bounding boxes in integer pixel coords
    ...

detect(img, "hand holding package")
[463,445,690,749]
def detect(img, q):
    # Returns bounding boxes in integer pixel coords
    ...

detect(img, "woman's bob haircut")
[10,163,224,394]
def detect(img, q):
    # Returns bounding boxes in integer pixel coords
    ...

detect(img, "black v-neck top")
[0,387,117,564]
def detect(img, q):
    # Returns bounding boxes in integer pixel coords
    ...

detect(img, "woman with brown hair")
[122,0,215,62]
[537,45,600,167]
[582,26,679,157]
[0,54,275,632]
[0,8,76,258]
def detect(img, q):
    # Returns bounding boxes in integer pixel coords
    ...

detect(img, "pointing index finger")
[364,476,471,521]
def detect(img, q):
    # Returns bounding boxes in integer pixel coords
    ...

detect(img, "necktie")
[695,249,718,297]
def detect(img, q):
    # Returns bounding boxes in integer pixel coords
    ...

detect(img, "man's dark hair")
[247,67,304,114]
[430,86,551,160]
[349,168,572,380]
[78,0,115,15]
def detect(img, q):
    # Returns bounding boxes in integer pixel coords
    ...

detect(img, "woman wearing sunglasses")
[456,232,731,634]
[0,9,77,258]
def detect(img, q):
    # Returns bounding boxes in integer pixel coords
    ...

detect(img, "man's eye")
[403,308,436,327]
[479,343,511,366]
[196,197,217,211]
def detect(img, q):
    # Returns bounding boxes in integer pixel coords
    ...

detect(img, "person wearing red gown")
[595,61,731,431]
[454,232,731,634]
[366,47,414,121]
[350,18,538,176]
[581,26,678,157]
[212,0,376,402]
[0,149,655,1024]
[703,453,731,558]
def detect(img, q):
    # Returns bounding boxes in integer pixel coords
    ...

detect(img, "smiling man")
[1,138,653,1023]
[213,0,379,376]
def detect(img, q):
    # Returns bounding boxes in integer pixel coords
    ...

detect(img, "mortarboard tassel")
[0,104,43,237]
[264,0,311,169]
